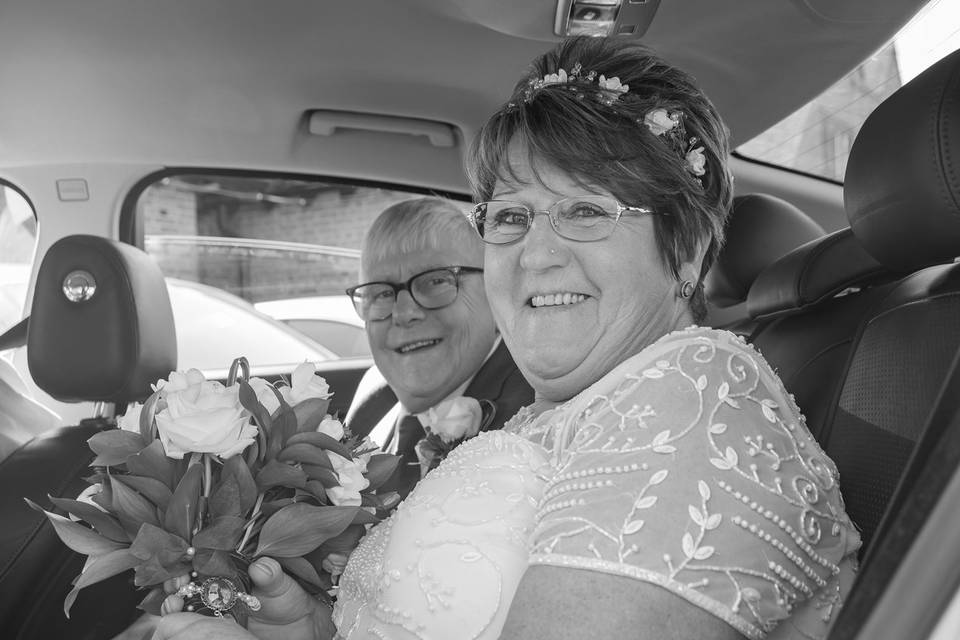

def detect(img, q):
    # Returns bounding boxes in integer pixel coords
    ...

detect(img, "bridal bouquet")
[27,359,400,624]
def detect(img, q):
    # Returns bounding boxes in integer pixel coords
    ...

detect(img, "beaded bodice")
[333,327,861,639]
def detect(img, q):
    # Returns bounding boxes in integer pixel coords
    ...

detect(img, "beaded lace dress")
[332,327,861,639]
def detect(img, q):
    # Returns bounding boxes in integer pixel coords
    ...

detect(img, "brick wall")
[140,181,412,303]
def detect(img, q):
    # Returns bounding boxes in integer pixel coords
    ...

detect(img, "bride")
[155,36,860,640]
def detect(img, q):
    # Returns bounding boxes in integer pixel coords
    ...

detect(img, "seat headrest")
[706,193,825,307]
[27,235,177,404]
[845,46,960,272]
[746,228,888,320]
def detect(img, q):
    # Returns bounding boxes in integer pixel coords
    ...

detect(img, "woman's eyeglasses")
[346,266,484,321]
[468,195,659,244]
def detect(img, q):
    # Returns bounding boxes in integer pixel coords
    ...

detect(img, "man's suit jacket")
[344,341,534,495]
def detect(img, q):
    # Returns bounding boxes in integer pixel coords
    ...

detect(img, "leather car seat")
[0,235,176,639]
[744,46,960,554]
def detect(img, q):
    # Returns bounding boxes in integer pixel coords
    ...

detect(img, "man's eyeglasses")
[345,266,484,321]
[467,195,659,244]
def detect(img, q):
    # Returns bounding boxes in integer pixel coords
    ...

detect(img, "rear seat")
[704,192,825,333]
[744,46,960,556]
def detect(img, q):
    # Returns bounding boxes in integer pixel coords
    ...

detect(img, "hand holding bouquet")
[28,358,400,624]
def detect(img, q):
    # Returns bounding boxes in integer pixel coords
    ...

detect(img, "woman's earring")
[678,280,695,299]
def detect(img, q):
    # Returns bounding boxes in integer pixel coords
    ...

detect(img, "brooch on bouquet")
[414,396,496,477]
[27,358,401,625]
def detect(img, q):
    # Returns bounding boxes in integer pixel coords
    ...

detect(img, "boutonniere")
[414,396,496,477]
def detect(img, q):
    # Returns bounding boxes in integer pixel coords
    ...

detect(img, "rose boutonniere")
[27,358,401,625]
[414,396,495,477]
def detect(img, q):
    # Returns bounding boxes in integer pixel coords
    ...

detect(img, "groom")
[344,198,533,498]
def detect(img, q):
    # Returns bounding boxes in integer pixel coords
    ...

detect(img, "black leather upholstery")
[845,49,960,272]
[746,228,892,320]
[1,235,177,638]
[706,193,825,308]
[28,234,177,403]
[745,46,960,556]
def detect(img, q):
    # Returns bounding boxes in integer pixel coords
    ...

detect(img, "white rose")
[318,416,344,441]
[643,108,678,136]
[118,402,143,433]
[153,368,206,395]
[686,146,707,176]
[154,370,256,459]
[326,452,369,506]
[280,361,331,406]
[418,396,483,445]
[247,377,281,415]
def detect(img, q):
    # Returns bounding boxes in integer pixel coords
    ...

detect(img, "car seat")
[745,45,960,556]
[704,192,825,333]
[0,234,177,639]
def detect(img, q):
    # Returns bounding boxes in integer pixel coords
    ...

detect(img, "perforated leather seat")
[745,47,960,554]
[0,235,177,639]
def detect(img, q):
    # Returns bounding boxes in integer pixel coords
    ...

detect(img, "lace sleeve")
[526,329,861,640]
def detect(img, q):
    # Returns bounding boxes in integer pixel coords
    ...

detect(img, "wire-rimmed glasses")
[467,195,658,244]
[345,266,484,321]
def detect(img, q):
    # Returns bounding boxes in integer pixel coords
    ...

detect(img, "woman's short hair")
[467,37,734,322]
[361,197,481,274]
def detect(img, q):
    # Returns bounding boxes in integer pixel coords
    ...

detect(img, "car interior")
[1,1,959,638]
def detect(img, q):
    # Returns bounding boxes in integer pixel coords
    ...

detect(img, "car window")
[133,173,455,372]
[0,184,36,336]
[737,0,960,182]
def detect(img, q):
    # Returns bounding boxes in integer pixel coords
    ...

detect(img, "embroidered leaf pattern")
[642,368,665,379]
[682,532,695,558]
[649,469,668,485]
[698,481,711,501]
[624,520,644,535]
[635,496,657,509]
[693,545,715,560]
[689,505,705,526]
[709,422,727,434]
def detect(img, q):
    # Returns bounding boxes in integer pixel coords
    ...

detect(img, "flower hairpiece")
[521,62,629,107]
[511,62,707,183]
[642,108,707,180]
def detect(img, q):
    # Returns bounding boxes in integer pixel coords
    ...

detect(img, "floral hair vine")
[514,62,707,182]
[642,109,707,180]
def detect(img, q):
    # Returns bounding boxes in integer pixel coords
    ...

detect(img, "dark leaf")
[193,548,240,581]
[277,443,333,467]
[138,389,162,442]
[254,504,359,558]
[364,454,401,491]
[63,548,139,617]
[129,522,189,563]
[272,406,299,456]
[131,554,190,587]
[113,475,173,510]
[192,516,246,550]
[244,440,260,469]
[303,480,328,501]
[47,496,129,542]
[126,440,177,490]
[24,498,125,555]
[255,460,307,491]
[303,464,340,488]
[87,430,148,466]
[223,454,258,514]
[292,398,331,433]
[286,431,352,460]
[277,556,324,588]
[208,475,242,518]
[351,509,379,526]
[260,497,296,518]
[138,586,167,616]
[110,476,161,529]
[239,380,272,462]
[163,462,203,542]
[313,523,367,557]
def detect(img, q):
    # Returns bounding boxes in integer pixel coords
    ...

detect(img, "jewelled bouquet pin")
[27,358,401,624]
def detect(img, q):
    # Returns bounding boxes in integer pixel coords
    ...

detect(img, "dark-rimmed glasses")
[345,266,484,321]
[467,195,658,244]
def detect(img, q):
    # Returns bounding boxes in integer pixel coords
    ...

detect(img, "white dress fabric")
[333,327,861,639]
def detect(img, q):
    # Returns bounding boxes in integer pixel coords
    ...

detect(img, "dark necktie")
[394,414,425,498]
